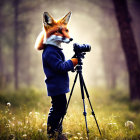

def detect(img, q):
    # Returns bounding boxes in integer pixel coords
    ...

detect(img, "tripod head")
[72,52,86,72]
[72,43,91,72]
[73,43,91,67]
[77,52,86,64]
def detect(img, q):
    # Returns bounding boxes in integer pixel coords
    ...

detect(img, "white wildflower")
[95,137,98,140]
[65,132,71,135]
[23,134,27,137]
[29,112,32,116]
[6,124,10,128]
[90,115,93,118]
[38,129,42,133]
[108,122,117,125]
[18,121,22,126]
[7,102,11,107]
[42,123,47,129]
[125,121,135,130]
[11,123,15,127]
[34,112,40,118]
[35,112,40,115]
[26,120,29,124]
[73,136,78,139]
[12,117,15,120]
[85,105,88,109]
[77,132,81,136]
[25,117,29,124]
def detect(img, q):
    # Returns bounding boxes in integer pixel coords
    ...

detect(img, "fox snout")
[62,36,73,43]
[57,26,73,42]
[70,38,73,41]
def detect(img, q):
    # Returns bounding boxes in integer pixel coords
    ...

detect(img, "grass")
[0,87,140,140]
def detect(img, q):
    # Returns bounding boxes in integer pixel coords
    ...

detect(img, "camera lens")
[82,44,91,52]
[73,43,91,53]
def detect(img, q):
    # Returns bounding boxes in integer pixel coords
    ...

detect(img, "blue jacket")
[42,44,74,96]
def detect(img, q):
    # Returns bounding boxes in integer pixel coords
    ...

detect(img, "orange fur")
[46,25,70,39]
[34,31,44,50]
[35,12,71,50]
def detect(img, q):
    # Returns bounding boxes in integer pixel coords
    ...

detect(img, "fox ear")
[43,12,55,26]
[60,11,72,25]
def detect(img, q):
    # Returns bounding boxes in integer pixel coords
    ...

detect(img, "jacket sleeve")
[44,50,74,73]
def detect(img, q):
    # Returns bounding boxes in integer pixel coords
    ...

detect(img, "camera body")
[73,43,91,54]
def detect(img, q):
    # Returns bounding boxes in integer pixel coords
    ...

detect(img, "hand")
[71,58,78,66]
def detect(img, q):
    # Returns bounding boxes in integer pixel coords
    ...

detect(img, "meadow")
[0,87,140,140]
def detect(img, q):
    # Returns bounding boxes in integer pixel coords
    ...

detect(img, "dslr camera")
[73,43,91,54]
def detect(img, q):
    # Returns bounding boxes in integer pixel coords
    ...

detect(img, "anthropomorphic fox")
[35,12,78,139]
[35,12,73,50]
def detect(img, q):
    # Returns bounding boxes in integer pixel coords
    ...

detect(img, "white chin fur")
[44,35,71,45]
[62,38,71,43]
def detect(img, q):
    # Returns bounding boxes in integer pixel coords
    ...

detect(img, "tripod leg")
[66,72,78,110]
[79,72,89,140]
[82,75,102,136]
[58,72,78,131]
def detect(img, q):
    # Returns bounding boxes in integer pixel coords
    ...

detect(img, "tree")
[12,0,37,89]
[112,0,140,100]
[0,1,6,88]
[13,0,19,89]
[0,11,4,88]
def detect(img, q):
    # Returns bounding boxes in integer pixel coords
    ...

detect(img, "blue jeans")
[47,94,67,135]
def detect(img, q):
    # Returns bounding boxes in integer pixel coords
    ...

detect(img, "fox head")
[35,12,73,50]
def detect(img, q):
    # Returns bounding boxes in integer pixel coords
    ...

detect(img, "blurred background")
[0,0,140,100]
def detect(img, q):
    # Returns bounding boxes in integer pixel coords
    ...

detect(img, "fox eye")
[66,29,69,32]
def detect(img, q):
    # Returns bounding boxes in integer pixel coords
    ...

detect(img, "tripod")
[58,54,102,140]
